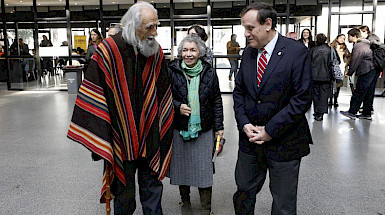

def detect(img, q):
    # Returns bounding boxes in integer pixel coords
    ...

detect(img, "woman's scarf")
[180,59,203,140]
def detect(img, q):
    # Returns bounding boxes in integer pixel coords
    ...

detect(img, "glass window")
[212,27,232,68]
[233,25,246,48]
[157,27,171,54]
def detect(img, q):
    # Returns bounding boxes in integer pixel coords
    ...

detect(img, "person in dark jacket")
[233,3,312,214]
[187,25,213,65]
[340,28,377,120]
[298,28,315,49]
[309,33,335,121]
[85,29,104,62]
[168,34,224,215]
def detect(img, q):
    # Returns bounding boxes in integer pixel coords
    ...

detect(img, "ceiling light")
[20,0,23,2]
[75,3,77,5]
[38,3,40,5]
[112,2,115,4]
[6,3,8,5]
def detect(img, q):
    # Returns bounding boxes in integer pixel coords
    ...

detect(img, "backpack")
[370,41,385,72]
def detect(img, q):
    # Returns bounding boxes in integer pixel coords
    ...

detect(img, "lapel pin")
[278,51,282,56]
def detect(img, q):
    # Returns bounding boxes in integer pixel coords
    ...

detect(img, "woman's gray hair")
[177,35,207,59]
[120,1,157,46]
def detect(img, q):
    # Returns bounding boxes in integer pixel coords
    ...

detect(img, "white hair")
[120,1,157,46]
[177,35,207,58]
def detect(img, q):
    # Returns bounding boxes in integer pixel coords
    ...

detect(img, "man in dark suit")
[233,3,313,215]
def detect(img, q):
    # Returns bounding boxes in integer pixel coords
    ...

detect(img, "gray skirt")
[169,129,214,188]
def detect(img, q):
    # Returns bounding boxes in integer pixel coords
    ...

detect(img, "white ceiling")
[3,0,241,7]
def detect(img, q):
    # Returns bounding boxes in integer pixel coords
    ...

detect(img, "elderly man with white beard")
[67,1,174,214]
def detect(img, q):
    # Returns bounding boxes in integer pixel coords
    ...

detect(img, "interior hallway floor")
[0,87,384,215]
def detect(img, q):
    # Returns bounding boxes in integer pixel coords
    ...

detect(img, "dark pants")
[233,150,301,215]
[348,69,378,115]
[114,159,163,215]
[229,60,239,78]
[312,81,331,114]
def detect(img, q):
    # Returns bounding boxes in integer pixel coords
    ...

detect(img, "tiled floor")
[0,86,384,214]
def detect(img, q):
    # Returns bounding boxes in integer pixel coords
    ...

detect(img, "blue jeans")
[229,60,238,78]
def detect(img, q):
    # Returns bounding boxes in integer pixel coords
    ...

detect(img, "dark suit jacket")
[233,33,313,161]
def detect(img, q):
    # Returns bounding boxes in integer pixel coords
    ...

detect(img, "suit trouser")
[114,159,163,215]
[348,69,378,115]
[233,150,301,215]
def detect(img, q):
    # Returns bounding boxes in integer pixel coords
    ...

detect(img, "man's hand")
[249,126,272,144]
[243,124,259,140]
[180,104,191,116]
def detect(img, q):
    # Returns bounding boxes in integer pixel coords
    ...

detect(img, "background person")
[40,35,52,47]
[168,34,224,215]
[233,3,312,214]
[298,28,315,49]
[85,29,104,62]
[227,34,241,81]
[310,33,335,121]
[330,34,351,107]
[187,25,213,65]
[340,28,377,120]
[285,31,298,40]
[358,25,380,43]
[67,2,174,214]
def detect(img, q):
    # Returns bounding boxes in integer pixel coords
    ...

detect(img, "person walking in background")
[310,33,335,121]
[329,34,351,107]
[85,29,104,62]
[233,3,312,214]
[168,35,224,215]
[340,28,377,120]
[298,28,315,49]
[67,2,174,214]
[227,34,241,81]
[187,25,213,65]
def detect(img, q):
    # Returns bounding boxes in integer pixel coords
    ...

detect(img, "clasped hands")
[243,123,272,144]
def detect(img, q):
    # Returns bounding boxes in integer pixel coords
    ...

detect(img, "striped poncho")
[67,34,174,202]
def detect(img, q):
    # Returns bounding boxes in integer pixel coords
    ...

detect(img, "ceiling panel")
[3,0,234,7]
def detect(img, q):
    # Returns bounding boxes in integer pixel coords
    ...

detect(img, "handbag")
[331,48,343,80]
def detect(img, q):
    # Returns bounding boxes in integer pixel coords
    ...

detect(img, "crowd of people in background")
[284,25,384,121]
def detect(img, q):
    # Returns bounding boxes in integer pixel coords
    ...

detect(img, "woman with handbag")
[330,34,351,107]
[310,33,337,121]
[168,35,224,215]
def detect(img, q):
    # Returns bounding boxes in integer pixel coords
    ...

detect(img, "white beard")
[137,36,159,57]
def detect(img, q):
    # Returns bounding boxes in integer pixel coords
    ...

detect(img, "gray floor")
[0,87,385,215]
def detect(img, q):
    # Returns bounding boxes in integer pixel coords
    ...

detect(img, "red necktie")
[257,48,267,86]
